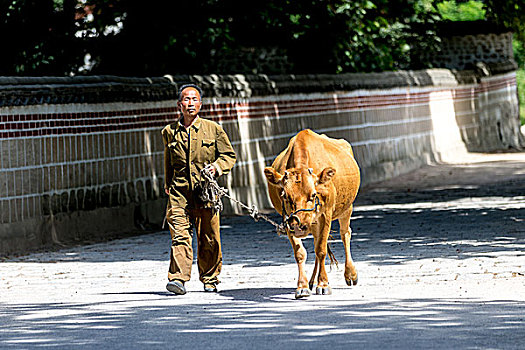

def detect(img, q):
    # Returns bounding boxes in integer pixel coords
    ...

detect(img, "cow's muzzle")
[282,196,320,237]
[287,217,309,237]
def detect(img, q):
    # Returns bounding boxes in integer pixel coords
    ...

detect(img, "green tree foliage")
[0,0,523,76]
[0,0,85,75]
[514,40,525,69]
[436,0,485,21]
[0,0,443,75]
[74,0,442,75]
[483,0,525,43]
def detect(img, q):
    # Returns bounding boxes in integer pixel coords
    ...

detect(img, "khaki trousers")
[166,206,222,284]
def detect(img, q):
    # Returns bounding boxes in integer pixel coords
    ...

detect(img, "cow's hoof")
[316,286,332,295]
[345,275,358,286]
[295,288,311,299]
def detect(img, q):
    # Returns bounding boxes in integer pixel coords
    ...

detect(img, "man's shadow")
[103,287,294,302]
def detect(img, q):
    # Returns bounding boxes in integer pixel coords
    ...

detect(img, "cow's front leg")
[314,215,332,295]
[308,221,321,290]
[339,208,358,286]
[288,234,310,299]
[309,258,319,291]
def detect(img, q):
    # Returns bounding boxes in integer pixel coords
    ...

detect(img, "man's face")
[178,88,202,119]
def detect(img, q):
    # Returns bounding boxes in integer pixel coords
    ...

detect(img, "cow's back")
[270,129,360,218]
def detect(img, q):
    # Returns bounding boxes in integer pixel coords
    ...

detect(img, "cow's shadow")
[216,287,294,302]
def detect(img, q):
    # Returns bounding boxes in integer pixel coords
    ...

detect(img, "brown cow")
[264,129,360,299]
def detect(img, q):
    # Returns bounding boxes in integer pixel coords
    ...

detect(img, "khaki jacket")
[162,116,236,209]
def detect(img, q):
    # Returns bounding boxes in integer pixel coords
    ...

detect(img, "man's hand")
[203,164,217,178]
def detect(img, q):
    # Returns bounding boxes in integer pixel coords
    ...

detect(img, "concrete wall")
[1,66,523,255]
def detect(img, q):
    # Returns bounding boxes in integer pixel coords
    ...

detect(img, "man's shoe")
[166,280,186,295]
[203,283,217,293]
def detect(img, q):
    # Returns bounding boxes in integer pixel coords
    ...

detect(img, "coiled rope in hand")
[199,168,287,235]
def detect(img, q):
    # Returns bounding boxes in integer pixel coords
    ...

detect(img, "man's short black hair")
[178,84,203,101]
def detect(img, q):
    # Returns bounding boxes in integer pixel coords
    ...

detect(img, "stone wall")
[429,32,515,71]
[1,65,523,255]
[426,21,516,72]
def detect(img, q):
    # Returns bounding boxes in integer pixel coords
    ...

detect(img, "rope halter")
[281,194,320,233]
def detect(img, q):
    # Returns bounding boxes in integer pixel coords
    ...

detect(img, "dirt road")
[1,152,524,349]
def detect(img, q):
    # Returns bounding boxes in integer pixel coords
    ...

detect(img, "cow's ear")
[264,167,284,186]
[317,167,336,185]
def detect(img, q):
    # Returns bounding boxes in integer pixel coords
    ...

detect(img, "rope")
[199,168,287,235]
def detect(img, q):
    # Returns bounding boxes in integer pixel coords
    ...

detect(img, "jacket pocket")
[168,141,186,166]
[199,139,216,161]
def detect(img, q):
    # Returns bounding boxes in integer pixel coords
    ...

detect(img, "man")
[162,84,236,294]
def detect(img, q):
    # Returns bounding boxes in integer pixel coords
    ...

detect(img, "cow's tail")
[327,241,339,269]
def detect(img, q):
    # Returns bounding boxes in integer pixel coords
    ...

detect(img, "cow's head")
[264,166,336,238]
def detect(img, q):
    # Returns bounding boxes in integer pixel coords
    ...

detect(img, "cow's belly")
[331,166,360,219]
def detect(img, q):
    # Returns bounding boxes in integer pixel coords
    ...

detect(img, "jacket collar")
[177,116,201,131]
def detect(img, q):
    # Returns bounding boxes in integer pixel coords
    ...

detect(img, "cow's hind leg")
[339,207,358,286]
[288,234,311,299]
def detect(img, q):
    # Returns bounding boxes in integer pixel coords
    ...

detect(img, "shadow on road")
[1,296,524,349]
[346,206,525,265]
[357,160,525,206]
